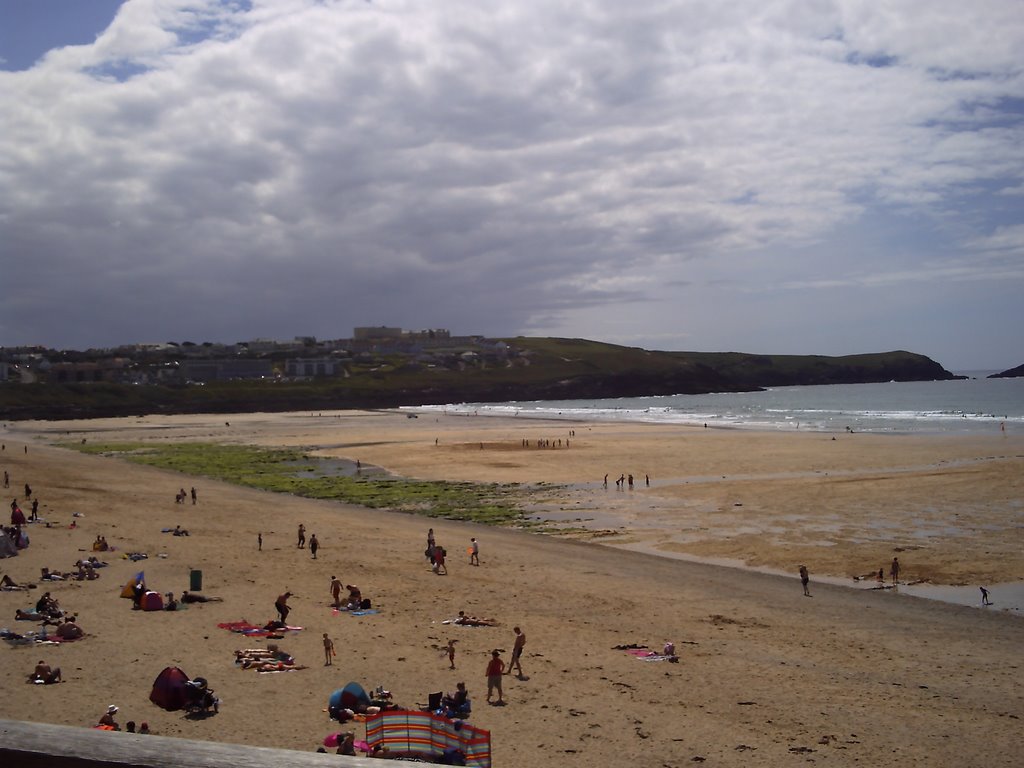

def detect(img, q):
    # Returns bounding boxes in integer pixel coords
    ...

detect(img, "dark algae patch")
[69,442,538,525]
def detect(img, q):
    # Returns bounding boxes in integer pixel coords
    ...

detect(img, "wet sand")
[1,412,1022,767]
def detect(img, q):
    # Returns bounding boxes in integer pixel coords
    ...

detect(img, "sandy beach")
[2,412,1022,766]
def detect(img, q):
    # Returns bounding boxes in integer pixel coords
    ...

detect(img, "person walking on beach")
[3,471,8,488]
[980,586,992,606]
[486,650,505,704]
[447,638,457,669]
[275,591,292,623]
[309,534,319,559]
[323,633,335,666]
[507,626,526,677]
[890,557,901,585]
[469,537,479,566]
[330,576,343,608]
[297,524,306,549]
[433,545,447,575]
[190,487,197,505]
[258,532,262,551]
[799,565,811,597]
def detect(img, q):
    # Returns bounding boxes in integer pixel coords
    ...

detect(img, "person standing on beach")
[486,650,505,704]
[799,565,811,597]
[323,633,335,665]
[258,532,262,551]
[309,534,319,559]
[297,524,306,549]
[330,576,343,608]
[891,557,901,585]
[469,537,479,566]
[275,591,292,623]
[190,487,197,505]
[447,638,457,669]
[507,626,526,677]
[980,587,992,606]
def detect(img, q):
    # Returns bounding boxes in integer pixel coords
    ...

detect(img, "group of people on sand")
[602,472,650,489]
[95,704,152,733]
[425,528,482,573]
[329,577,367,611]
[425,529,448,575]
[175,487,197,505]
[235,643,303,672]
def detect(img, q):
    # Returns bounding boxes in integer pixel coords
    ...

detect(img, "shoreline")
[9,410,1024,589]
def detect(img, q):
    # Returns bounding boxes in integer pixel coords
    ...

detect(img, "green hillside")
[0,338,959,420]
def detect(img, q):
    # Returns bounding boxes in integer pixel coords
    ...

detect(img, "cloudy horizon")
[1,0,1022,370]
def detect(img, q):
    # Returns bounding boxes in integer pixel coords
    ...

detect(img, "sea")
[411,372,1024,614]
[414,371,1024,435]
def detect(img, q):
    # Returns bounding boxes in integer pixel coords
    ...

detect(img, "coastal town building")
[0,326,511,386]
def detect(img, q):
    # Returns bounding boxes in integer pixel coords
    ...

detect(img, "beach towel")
[334,608,378,617]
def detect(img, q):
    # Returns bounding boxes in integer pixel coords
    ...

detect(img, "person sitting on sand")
[180,591,223,603]
[55,617,83,640]
[164,593,179,611]
[172,525,190,537]
[342,585,365,611]
[30,660,62,684]
[73,561,99,581]
[98,705,120,730]
[336,732,356,756]
[35,592,61,617]
[442,681,470,716]
[454,610,498,627]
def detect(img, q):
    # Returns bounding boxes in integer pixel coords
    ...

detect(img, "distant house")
[179,359,274,382]
[50,359,128,383]
[285,357,342,378]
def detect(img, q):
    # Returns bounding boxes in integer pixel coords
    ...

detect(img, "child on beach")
[447,638,457,669]
[323,633,335,665]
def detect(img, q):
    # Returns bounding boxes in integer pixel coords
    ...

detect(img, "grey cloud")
[1,1,1022,368]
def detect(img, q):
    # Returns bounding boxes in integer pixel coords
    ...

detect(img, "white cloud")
[1,0,1022,368]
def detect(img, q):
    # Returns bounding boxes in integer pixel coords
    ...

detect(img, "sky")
[1,1,1022,370]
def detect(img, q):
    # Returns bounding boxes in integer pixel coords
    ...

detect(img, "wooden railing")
[0,718,360,767]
